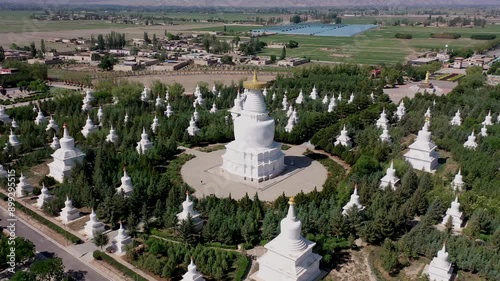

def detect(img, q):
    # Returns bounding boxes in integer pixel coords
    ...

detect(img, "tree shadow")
[438,156,448,165]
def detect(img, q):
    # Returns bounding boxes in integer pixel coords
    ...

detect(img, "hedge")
[0,192,81,244]
[233,255,250,281]
[93,251,148,281]
[471,34,497,40]
[430,33,461,39]
[395,33,413,39]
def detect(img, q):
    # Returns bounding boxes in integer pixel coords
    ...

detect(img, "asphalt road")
[0,207,108,281]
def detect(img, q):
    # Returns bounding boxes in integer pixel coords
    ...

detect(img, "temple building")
[426,244,454,281]
[59,197,80,224]
[404,121,438,172]
[482,111,493,126]
[48,124,85,183]
[116,167,134,197]
[177,192,203,229]
[440,197,464,231]
[396,101,406,121]
[35,184,52,209]
[380,127,391,143]
[254,197,322,281]
[46,116,60,133]
[114,223,132,254]
[451,170,464,191]
[463,130,478,150]
[15,173,32,198]
[81,115,97,138]
[181,259,205,281]
[106,126,119,143]
[450,110,462,126]
[342,187,365,215]
[334,125,352,147]
[310,86,318,100]
[136,128,153,154]
[0,107,12,124]
[84,209,106,238]
[380,161,400,190]
[221,73,285,182]
[186,117,200,136]
[375,109,389,129]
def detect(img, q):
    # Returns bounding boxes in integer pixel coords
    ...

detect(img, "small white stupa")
[112,96,119,105]
[193,108,200,122]
[123,112,129,124]
[106,125,119,143]
[116,167,134,196]
[292,109,299,124]
[404,121,438,172]
[463,130,478,150]
[186,117,200,136]
[217,91,221,98]
[11,118,18,128]
[296,90,304,104]
[322,94,329,105]
[136,128,153,154]
[380,161,400,189]
[482,111,493,126]
[370,92,375,102]
[15,173,33,198]
[177,192,202,229]
[0,106,12,124]
[255,197,322,281]
[425,107,432,119]
[48,124,86,183]
[45,116,60,133]
[210,103,218,114]
[450,110,462,126]
[114,223,132,254]
[396,101,406,121]
[348,93,354,104]
[282,95,288,110]
[97,106,104,123]
[32,105,37,112]
[337,92,342,102]
[34,109,46,125]
[84,209,106,238]
[334,125,352,147]
[379,127,391,143]
[286,105,293,118]
[155,95,163,108]
[262,88,268,97]
[151,114,159,134]
[50,135,60,150]
[164,90,170,102]
[8,129,21,148]
[327,96,336,113]
[272,92,276,101]
[211,84,217,95]
[342,187,365,215]
[140,87,151,103]
[451,170,464,191]
[194,85,201,97]
[230,93,244,120]
[480,124,487,137]
[426,244,454,281]
[164,103,174,118]
[310,86,318,100]
[0,164,8,178]
[59,196,80,224]
[83,89,94,103]
[35,184,52,209]
[181,259,205,281]
[441,197,464,231]
[376,109,389,129]
[81,100,92,112]
[285,116,295,133]
[81,115,97,138]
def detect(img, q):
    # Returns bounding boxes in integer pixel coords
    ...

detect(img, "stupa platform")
[181,144,327,201]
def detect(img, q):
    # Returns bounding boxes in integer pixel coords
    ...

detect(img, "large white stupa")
[164,103,174,118]
[48,124,86,183]
[480,124,488,137]
[254,197,322,281]
[327,96,337,113]
[404,121,438,172]
[181,259,205,281]
[322,94,329,105]
[84,209,106,238]
[59,196,80,224]
[380,161,400,190]
[342,187,365,215]
[222,73,285,183]
[114,223,132,254]
[425,244,454,281]
[15,173,33,198]
[440,196,463,231]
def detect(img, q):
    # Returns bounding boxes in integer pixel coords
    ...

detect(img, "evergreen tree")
[177,215,196,246]
[0,46,5,62]
[29,41,36,58]
[40,39,46,55]
[280,46,286,60]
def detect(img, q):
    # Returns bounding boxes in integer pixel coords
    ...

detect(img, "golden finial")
[253,70,258,82]
[425,116,431,122]
[243,71,267,90]
[288,196,295,205]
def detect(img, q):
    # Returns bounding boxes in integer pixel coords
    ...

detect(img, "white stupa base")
[58,213,81,224]
[404,154,438,173]
[47,162,74,183]
[115,238,132,254]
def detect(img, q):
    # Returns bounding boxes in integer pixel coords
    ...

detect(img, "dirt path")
[309,148,352,173]
[328,243,378,281]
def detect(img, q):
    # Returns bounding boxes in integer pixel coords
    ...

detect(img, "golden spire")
[288,196,295,205]
[243,71,267,90]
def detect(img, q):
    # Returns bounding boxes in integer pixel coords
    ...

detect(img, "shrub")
[93,251,102,260]
[395,33,413,39]
[471,34,497,40]
[430,33,461,39]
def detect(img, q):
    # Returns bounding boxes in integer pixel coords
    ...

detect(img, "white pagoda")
[337,92,342,102]
[272,92,276,101]
[450,110,462,126]
[286,105,293,118]
[375,109,389,129]
[193,108,200,122]
[254,197,322,281]
[45,116,60,133]
[296,90,304,104]
[177,192,202,229]
[342,187,365,215]
[282,95,288,110]
[370,92,375,102]
[322,94,328,105]
[106,126,119,143]
[210,103,218,114]
[116,167,134,196]
[97,106,104,123]
[292,109,299,124]
[136,128,153,154]
[164,103,174,118]
[425,107,432,119]
[327,97,336,113]
[140,87,151,102]
[222,73,285,182]
[451,170,464,191]
[81,100,92,112]
[83,89,94,103]
[35,184,52,209]
[262,87,268,97]
[230,93,244,120]
[379,127,391,143]
[482,111,493,126]
[463,130,478,150]
[404,121,438,172]
[59,196,80,224]
[164,91,170,102]
[348,93,354,104]
[380,161,400,190]
[181,259,205,281]
[441,197,463,231]
[50,135,60,150]
[186,117,200,136]
[8,129,21,148]
[426,244,454,281]
[81,115,97,138]
[11,118,18,128]
[334,125,352,147]
[0,107,12,124]
[396,101,406,121]
[48,124,86,183]
[480,124,487,137]
[123,112,129,124]
[15,173,32,198]
[151,115,159,134]
[285,116,295,133]
[34,110,46,125]
[310,86,318,100]
[84,209,106,238]
[114,223,132,254]
[155,95,163,108]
